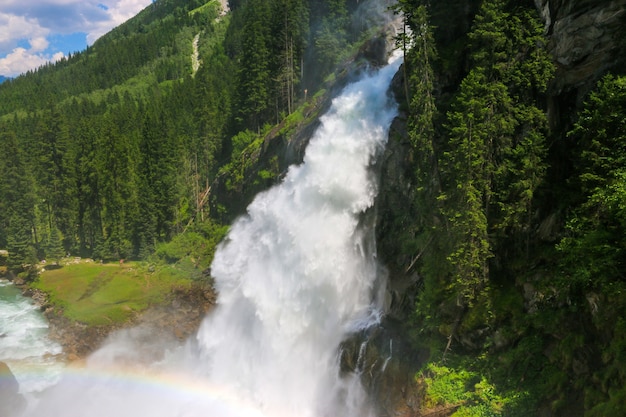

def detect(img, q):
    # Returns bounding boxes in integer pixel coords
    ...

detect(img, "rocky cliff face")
[535,0,626,127]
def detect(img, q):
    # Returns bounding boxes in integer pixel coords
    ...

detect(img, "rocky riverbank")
[19,281,216,361]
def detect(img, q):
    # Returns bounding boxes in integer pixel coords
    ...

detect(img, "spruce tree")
[0,129,37,273]
[433,0,553,341]
[44,226,66,264]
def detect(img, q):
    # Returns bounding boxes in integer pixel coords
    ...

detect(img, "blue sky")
[0,0,154,78]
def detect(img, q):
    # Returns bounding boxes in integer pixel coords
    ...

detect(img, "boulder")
[0,361,26,416]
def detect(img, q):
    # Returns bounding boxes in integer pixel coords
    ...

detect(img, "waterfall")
[19,52,402,417]
[194,52,401,417]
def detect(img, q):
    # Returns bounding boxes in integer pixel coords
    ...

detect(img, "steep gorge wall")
[367,1,626,416]
[378,0,626,324]
[535,0,626,128]
[379,0,626,343]
[537,0,626,91]
[535,0,626,129]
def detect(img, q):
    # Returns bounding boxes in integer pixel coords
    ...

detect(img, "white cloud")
[29,37,50,53]
[0,1,152,45]
[0,12,49,51]
[0,12,59,77]
[0,47,65,77]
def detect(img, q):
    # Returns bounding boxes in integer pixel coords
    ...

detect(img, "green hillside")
[0,0,369,269]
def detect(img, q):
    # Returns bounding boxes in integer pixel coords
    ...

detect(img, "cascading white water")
[17,51,402,417]
[194,52,401,417]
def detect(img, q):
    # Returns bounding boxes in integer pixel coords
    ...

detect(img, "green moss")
[420,363,475,408]
[278,109,305,136]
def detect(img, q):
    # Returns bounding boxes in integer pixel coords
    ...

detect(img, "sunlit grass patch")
[417,361,531,416]
[33,260,191,326]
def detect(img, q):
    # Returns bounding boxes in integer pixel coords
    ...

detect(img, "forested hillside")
[376,0,626,415]
[0,0,376,273]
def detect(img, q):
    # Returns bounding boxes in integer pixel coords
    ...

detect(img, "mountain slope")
[0,0,225,118]
[0,0,396,271]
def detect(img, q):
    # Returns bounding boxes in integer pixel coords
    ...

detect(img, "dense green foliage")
[393,0,626,415]
[418,361,529,416]
[552,75,626,416]
[0,0,232,269]
[0,0,370,272]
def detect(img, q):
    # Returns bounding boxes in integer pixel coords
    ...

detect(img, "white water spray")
[194,52,401,417]
[17,52,402,417]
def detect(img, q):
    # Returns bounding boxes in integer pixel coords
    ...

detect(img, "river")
[0,279,64,400]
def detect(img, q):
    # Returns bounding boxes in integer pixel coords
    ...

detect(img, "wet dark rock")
[537,0,626,93]
[535,0,626,129]
[340,320,428,417]
[0,361,26,416]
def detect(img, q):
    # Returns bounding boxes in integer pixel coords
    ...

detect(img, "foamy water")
[0,280,64,396]
[193,53,401,417]
[13,51,402,417]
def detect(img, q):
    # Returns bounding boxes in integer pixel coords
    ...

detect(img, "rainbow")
[16,364,280,417]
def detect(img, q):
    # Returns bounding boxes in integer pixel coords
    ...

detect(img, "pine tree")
[0,128,37,273]
[271,0,309,115]
[236,0,272,131]
[44,226,66,263]
[404,5,438,216]
[440,69,510,303]
[313,1,348,78]
[436,0,552,319]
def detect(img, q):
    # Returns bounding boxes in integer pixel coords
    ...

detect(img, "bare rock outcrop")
[535,0,626,123]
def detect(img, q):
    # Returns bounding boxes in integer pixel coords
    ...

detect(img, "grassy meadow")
[32,259,196,326]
